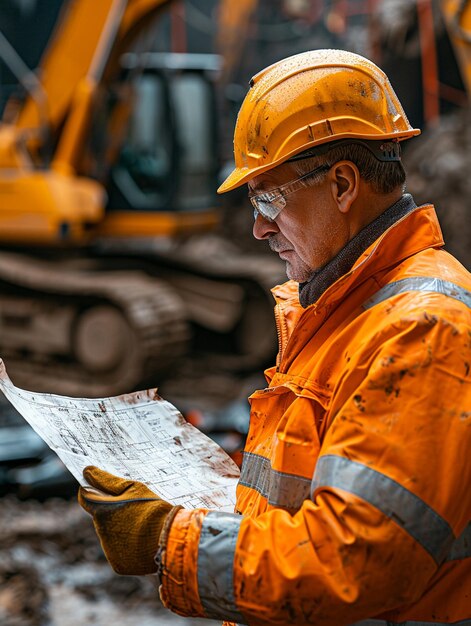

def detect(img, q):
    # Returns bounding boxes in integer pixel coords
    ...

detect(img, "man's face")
[249,162,346,283]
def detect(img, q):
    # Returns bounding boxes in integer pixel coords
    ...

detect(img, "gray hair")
[289,143,407,194]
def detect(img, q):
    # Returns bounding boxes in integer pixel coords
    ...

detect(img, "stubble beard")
[285,262,315,283]
[269,234,315,283]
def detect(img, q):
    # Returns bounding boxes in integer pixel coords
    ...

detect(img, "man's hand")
[78,466,177,575]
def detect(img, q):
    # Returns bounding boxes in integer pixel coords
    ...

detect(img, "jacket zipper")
[274,302,287,371]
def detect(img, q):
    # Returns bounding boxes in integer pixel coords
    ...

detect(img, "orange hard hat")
[218,49,420,193]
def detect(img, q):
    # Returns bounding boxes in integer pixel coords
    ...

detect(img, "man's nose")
[253,214,279,240]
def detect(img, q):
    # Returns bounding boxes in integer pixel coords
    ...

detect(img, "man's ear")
[329,161,360,214]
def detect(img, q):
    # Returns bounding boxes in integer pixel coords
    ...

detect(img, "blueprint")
[0,360,240,511]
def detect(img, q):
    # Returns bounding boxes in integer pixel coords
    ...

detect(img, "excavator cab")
[97,52,222,239]
[109,52,221,214]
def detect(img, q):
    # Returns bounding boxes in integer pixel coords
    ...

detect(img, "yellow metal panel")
[96,209,220,238]
[0,171,104,244]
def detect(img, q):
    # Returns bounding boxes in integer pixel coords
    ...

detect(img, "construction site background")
[1,1,470,625]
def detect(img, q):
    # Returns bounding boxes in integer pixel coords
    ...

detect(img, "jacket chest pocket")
[241,384,324,513]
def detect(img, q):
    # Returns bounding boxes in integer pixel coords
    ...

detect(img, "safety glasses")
[249,163,331,222]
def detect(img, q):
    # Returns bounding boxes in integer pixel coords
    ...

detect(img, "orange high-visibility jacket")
[159,204,471,626]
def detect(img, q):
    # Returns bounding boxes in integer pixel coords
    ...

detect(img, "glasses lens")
[250,163,330,221]
[250,192,286,221]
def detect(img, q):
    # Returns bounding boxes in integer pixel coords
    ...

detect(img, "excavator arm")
[12,0,172,176]
[441,0,471,96]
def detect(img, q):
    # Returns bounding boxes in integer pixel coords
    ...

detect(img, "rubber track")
[0,252,190,397]
[153,236,286,368]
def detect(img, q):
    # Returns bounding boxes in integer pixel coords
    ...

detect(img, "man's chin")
[285,262,316,283]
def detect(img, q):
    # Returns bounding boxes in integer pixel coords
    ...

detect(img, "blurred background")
[0,1,470,624]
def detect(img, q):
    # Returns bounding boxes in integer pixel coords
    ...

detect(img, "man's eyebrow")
[248,178,274,194]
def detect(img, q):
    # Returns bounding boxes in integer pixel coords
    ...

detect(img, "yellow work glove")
[78,466,178,576]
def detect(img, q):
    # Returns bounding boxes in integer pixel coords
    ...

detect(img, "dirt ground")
[0,495,220,626]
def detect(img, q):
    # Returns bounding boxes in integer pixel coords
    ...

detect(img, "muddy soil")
[0,495,219,626]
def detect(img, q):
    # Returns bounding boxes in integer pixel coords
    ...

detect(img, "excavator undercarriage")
[0,241,283,397]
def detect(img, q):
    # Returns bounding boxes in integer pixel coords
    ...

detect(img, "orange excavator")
[439,0,471,98]
[0,0,282,397]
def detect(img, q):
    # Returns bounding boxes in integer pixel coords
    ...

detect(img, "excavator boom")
[16,0,171,132]
[441,0,471,96]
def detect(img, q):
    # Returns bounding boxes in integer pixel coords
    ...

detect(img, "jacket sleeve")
[159,315,471,625]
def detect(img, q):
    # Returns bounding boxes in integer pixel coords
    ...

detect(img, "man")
[79,50,471,625]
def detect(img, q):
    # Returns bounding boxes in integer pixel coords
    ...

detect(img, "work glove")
[78,466,179,576]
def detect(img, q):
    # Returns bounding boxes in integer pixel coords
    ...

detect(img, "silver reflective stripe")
[349,621,388,625]
[312,455,454,565]
[447,523,471,561]
[240,451,311,509]
[238,618,466,626]
[363,277,471,310]
[197,511,246,624]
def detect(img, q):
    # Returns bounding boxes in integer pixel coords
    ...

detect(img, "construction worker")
[78,50,471,625]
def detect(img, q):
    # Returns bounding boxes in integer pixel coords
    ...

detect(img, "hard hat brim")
[217,129,420,194]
